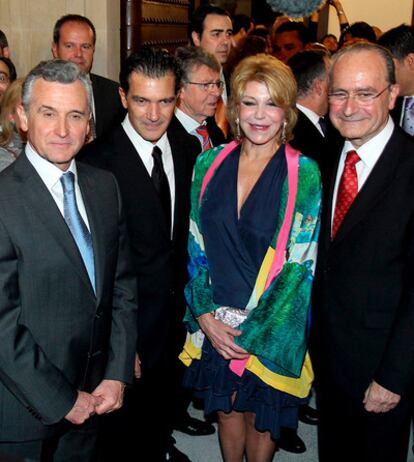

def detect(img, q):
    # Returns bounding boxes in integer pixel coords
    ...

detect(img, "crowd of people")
[0,2,413,462]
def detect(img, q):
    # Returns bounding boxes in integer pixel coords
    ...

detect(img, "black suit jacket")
[0,155,137,441]
[80,124,194,370]
[90,73,125,138]
[168,114,226,156]
[290,110,341,181]
[312,127,414,399]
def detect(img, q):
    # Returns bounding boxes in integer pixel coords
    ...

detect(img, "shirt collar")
[175,107,202,134]
[297,103,321,127]
[25,142,77,189]
[342,117,395,169]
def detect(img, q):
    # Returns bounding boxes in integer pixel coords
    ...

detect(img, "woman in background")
[0,57,16,104]
[180,54,321,461]
[0,79,25,170]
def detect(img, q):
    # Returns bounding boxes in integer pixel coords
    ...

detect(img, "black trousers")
[0,417,98,462]
[316,381,412,462]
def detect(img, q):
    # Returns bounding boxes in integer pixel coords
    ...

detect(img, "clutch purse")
[214,306,248,329]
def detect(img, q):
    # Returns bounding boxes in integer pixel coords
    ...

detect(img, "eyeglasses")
[185,80,224,92]
[328,85,391,105]
[0,73,10,84]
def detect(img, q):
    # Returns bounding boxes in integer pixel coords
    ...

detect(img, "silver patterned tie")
[402,97,414,136]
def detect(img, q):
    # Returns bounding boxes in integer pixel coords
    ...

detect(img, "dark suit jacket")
[312,127,414,399]
[90,73,125,138]
[80,124,194,370]
[290,110,341,181]
[0,155,137,441]
[168,114,226,156]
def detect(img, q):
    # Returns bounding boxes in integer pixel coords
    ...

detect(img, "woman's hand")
[198,313,249,360]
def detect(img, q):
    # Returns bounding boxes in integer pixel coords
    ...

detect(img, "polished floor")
[174,404,414,462]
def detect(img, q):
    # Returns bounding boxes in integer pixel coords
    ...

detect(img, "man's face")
[0,60,11,103]
[178,64,222,123]
[329,50,399,148]
[17,79,90,171]
[393,55,414,96]
[192,14,233,64]
[52,21,95,73]
[119,71,176,143]
[273,31,304,63]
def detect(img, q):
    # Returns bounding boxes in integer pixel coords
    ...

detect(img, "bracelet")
[337,10,344,15]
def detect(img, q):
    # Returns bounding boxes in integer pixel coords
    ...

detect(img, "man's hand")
[134,353,141,379]
[92,379,125,415]
[65,391,102,425]
[363,380,401,413]
[198,313,249,360]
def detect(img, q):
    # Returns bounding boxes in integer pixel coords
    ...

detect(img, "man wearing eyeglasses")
[171,46,226,158]
[312,43,414,462]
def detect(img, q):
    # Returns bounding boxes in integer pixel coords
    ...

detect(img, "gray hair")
[175,46,221,85]
[330,42,396,86]
[22,59,93,112]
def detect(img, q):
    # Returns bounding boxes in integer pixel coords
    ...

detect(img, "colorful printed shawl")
[179,142,321,398]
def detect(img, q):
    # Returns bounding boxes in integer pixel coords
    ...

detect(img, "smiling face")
[17,79,90,171]
[178,64,221,123]
[329,50,399,148]
[52,21,95,73]
[238,80,285,149]
[119,71,176,143]
[192,14,233,64]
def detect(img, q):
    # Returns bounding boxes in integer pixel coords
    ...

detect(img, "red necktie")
[332,150,360,239]
[196,125,212,152]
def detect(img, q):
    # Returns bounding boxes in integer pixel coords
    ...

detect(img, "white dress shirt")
[331,117,395,227]
[297,104,325,137]
[175,107,205,150]
[122,115,175,234]
[25,142,90,230]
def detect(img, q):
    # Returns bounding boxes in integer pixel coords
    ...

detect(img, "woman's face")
[0,60,11,103]
[238,80,285,147]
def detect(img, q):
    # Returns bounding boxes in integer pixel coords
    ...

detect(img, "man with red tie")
[312,43,414,462]
[170,46,226,156]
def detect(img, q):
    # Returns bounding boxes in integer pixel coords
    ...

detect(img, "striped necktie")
[196,125,212,152]
[402,97,414,136]
[60,172,96,291]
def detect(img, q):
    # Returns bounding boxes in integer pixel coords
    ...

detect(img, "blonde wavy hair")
[0,78,23,147]
[227,54,297,143]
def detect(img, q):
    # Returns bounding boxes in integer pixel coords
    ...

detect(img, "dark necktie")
[402,97,414,136]
[196,125,212,152]
[319,117,328,137]
[151,146,171,231]
[60,172,96,291]
[332,150,360,239]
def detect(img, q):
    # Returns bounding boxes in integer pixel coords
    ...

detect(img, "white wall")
[328,0,413,39]
[0,0,120,81]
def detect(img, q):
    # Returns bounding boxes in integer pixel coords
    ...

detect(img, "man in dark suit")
[312,43,414,462]
[80,47,195,462]
[288,49,336,169]
[379,24,414,136]
[51,14,125,138]
[173,46,225,157]
[0,59,137,461]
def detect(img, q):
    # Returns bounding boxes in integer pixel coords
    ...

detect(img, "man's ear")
[119,87,128,110]
[15,104,28,132]
[191,31,201,47]
[406,53,414,71]
[51,41,59,59]
[2,46,10,58]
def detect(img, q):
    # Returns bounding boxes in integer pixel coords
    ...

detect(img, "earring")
[235,117,241,141]
[281,120,287,144]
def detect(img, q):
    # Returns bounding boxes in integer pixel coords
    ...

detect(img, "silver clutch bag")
[214,306,248,328]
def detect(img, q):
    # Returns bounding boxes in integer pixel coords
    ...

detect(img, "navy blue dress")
[183,145,307,439]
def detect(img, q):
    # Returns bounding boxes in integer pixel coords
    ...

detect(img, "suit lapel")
[331,129,401,245]
[16,156,95,295]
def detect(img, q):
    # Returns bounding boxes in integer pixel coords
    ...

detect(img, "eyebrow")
[131,95,176,102]
[38,105,87,115]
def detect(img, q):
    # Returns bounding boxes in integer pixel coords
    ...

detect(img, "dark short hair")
[119,46,181,94]
[53,14,96,45]
[287,50,328,97]
[0,57,17,82]
[22,59,92,112]
[331,43,396,86]
[342,22,376,44]
[0,30,8,50]
[274,21,310,45]
[175,46,220,84]
[189,5,231,43]
[378,24,414,60]
[232,14,251,35]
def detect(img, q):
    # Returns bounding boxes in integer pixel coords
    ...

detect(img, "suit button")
[95,311,103,319]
